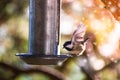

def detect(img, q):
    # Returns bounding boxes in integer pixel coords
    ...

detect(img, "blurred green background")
[0,0,120,80]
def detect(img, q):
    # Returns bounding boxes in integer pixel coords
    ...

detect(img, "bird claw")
[77,41,87,56]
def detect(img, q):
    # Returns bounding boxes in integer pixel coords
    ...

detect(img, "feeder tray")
[16,54,70,65]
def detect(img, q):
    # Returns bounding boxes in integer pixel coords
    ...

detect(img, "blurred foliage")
[15,74,52,80]
[0,0,28,23]
[0,0,120,80]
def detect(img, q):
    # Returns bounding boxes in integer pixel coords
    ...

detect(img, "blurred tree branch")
[0,62,66,80]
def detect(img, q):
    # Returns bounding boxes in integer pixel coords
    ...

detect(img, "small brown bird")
[63,23,88,56]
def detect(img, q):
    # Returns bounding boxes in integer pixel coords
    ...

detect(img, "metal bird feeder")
[16,0,70,65]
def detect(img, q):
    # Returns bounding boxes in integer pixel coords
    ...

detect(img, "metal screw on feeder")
[16,0,70,65]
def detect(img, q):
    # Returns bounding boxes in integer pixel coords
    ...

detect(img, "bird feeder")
[16,0,70,65]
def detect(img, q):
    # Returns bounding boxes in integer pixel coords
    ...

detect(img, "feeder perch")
[16,0,70,65]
